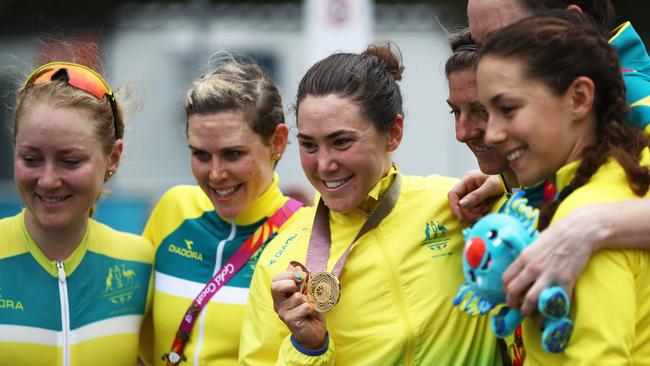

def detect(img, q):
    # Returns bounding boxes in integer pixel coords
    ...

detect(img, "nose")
[37,163,62,190]
[208,158,228,181]
[484,117,507,147]
[455,113,481,144]
[465,237,486,269]
[317,149,338,175]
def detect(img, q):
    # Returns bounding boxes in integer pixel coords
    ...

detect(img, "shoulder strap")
[162,198,302,365]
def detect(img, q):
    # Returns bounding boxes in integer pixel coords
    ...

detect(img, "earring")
[574,112,581,120]
[272,153,280,161]
[107,171,114,178]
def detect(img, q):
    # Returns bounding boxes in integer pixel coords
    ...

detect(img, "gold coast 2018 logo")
[0,288,24,311]
[103,264,138,305]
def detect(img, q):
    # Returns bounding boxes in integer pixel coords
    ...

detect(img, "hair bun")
[363,43,404,81]
[449,28,477,53]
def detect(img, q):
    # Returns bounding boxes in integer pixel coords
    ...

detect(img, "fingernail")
[459,198,471,208]
[295,273,303,281]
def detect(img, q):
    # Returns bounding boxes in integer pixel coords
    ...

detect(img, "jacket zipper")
[56,261,71,366]
[193,221,237,366]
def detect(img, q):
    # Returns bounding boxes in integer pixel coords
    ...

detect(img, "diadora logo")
[103,264,139,305]
[268,227,310,267]
[422,220,453,259]
[0,288,24,311]
[169,239,204,262]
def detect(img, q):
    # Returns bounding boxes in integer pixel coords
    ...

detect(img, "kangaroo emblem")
[105,268,114,292]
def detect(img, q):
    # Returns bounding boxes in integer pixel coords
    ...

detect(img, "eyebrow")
[188,144,246,151]
[489,93,504,105]
[468,101,484,109]
[17,144,84,154]
[297,129,355,141]
[447,100,483,110]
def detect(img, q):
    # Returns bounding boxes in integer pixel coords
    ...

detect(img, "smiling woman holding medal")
[139,62,302,366]
[239,45,501,366]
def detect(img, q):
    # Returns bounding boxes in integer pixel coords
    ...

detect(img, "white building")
[0,2,477,231]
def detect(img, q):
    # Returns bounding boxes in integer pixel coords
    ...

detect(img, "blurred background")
[1,0,647,233]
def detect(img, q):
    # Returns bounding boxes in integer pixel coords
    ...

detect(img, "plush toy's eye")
[487,230,497,239]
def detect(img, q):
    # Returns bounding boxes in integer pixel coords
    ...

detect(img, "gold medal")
[307,272,341,313]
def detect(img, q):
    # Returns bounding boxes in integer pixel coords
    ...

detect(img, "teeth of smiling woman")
[38,195,67,203]
[474,145,490,152]
[507,149,525,161]
[216,186,237,196]
[324,177,350,189]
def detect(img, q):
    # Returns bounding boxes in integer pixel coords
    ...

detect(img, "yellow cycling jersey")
[140,174,303,366]
[522,148,650,365]
[0,211,154,366]
[240,169,501,366]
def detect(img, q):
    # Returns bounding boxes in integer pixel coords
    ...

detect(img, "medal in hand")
[290,261,340,312]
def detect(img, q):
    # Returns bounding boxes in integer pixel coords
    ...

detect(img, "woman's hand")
[448,170,503,223]
[271,265,327,350]
[503,205,603,315]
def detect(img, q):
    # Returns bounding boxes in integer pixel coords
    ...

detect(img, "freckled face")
[188,110,277,219]
[14,103,117,232]
[297,95,394,212]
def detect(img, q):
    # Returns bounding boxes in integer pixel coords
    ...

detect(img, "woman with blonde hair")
[0,62,154,365]
[140,62,302,365]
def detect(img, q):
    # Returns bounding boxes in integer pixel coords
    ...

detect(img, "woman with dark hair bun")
[240,44,502,365]
[477,12,650,364]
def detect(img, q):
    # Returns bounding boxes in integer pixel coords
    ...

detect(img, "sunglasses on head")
[22,62,121,139]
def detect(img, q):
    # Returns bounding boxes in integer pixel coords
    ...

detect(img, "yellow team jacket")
[240,169,501,366]
[522,148,650,365]
[0,211,154,366]
[140,174,302,366]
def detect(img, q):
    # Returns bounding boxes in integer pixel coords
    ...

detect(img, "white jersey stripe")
[155,271,249,305]
[0,315,142,346]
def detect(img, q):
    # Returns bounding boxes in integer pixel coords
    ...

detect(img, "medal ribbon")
[163,198,302,365]
[306,173,401,277]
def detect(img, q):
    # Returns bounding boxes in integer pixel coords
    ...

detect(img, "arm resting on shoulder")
[504,198,650,315]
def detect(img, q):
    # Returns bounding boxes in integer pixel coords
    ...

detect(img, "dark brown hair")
[295,43,404,133]
[480,12,650,229]
[445,28,480,78]
[185,63,284,144]
[519,0,614,34]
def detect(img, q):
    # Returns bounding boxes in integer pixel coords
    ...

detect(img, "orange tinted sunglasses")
[22,62,121,139]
